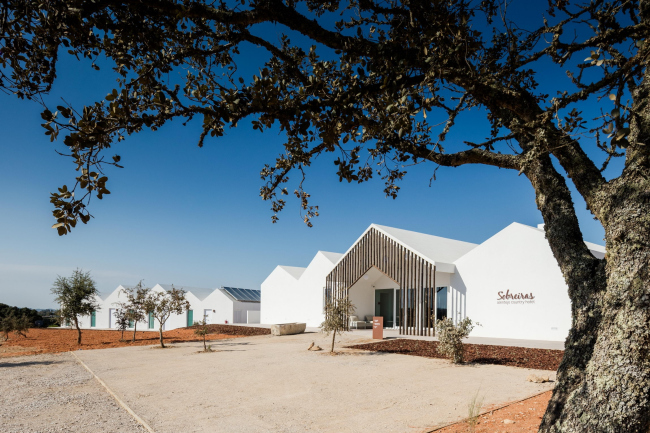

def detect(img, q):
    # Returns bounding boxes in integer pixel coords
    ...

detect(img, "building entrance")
[374,289,394,328]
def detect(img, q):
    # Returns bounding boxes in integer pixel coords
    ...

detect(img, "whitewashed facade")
[71,284,261,331]
[261,223,605,342]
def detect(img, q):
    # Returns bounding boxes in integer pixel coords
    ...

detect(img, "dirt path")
[74,332,556,433]
[0,352,147,433]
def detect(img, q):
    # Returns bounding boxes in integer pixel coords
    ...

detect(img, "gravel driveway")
[75,333,556,433]
[0,352,146,433]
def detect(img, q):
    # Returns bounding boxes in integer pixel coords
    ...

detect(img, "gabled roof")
[334,224,478,272]
[373,224,478,266]
[157,284,215,301]
[319,251,344,264]
[278,265,306,280]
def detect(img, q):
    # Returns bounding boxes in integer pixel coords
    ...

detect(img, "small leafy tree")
[320,297,356,353]
[193,319,212,352]
[0,314,15,341]
[118,281,150,342]
[435,317,480,364]
[13,315,31,338]
[51,269,101,345]
[142,286,190,348]
[114,309,130,341]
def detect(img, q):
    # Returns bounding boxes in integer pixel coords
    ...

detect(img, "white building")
[73,284,261,331]
[261,222,605,342]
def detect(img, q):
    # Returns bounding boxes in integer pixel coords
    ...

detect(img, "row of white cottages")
[75,284,261,330]
[71,222,604,343]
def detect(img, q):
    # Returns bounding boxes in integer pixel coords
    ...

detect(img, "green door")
[148,312,154,329]
[187,310,193,327]
[91,311,96,328]
[375,289,394,327]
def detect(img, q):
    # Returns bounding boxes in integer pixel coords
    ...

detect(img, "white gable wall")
[452,223,572,341]
[211,290,237,324]
[261,251,339,327]
[297,252,340,327]
[261,266,303,325]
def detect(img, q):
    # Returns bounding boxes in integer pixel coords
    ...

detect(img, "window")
[436,287,448,321]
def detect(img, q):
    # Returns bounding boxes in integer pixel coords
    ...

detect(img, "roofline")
[332,223,465,269]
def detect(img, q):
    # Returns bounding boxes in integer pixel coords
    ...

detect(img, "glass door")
[375,289,394,327]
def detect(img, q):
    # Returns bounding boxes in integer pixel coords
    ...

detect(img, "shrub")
[435,317,479,363]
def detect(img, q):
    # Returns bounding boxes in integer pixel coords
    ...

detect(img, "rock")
[526,374,550,383]
[503,419,515,424]
[312,345,322,351]
[307,342,314,351]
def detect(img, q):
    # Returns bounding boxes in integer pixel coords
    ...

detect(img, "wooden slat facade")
[325,228,436,336]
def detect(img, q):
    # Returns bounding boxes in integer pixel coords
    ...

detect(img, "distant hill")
[0,303,47,326]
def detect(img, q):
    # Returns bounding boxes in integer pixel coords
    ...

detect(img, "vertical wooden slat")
[416,257,421,336]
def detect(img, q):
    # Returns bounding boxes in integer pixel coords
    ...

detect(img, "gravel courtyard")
[0,353,146,433]
[71,332,556,433]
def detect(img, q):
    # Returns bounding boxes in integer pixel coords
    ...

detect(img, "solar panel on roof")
[246,289,261,302]
[222,287,261,302]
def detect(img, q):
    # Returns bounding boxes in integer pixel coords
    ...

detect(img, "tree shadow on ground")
[0,359,64,368]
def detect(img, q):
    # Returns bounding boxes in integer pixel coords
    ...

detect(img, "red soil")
[0,327,243,357]
[430,391,552,433]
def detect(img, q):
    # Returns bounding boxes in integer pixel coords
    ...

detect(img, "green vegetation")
[193,319,213,352]
[320,298,356,353]
[142,287,190,348]
[0,303,44,326]
[435,317,480,364]
[51,269,101,345]
[117,281,150,342]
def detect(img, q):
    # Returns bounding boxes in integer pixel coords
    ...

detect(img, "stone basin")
[270,323,306,336]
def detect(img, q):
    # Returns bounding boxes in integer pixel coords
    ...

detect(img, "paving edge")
[71,351,155,433]
[424,388,553,432]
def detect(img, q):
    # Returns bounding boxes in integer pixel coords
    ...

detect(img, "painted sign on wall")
[497,290,536,305]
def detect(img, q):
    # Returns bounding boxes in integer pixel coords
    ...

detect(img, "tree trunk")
[74,317,82,345]
[159,323,165,348]
[539,175,650,432]
[330,330,336,353]
[133,322,137,342]
[203,334,206,351]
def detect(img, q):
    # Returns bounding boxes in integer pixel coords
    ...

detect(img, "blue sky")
[0,5,616,309]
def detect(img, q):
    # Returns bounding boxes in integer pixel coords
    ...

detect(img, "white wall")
[203,289,234,324]
[452,223,573,342]
[261,251,337,327]
[261,266,302,325]
[247,310,261,324]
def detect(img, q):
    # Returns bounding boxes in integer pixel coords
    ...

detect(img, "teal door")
[375,289,394,327]
[91,311,96,327]
[187,310,193,327]
[148,313,154,329]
